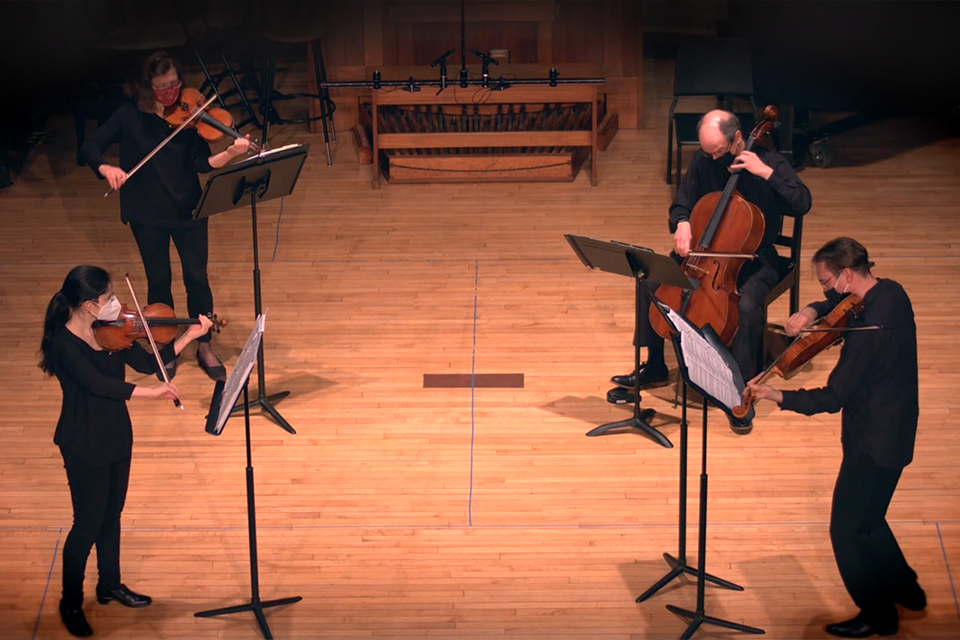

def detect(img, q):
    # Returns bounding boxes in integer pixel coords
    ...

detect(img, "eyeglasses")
[818,272,840,289]
[151,79,181,92]
[700,139,734,160]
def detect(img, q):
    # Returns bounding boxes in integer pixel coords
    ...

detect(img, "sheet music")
[254,143,303,158]
[212,310,267,435]
[660,305,742,410]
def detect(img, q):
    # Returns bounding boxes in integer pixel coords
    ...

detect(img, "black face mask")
[715,151,735,167]
[823,288,846,307]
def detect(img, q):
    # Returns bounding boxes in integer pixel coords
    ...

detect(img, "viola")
[731,293,864,419]
[93,302,228,353]
[164,87,261,152]
[649,106,779,346]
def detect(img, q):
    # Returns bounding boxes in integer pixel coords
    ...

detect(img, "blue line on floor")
[34,529,61,640]
[271,196,284,261]
[468,260,479,527]
[936,522,960,626]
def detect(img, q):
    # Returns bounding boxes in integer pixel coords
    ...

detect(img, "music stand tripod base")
[565,235,694,450]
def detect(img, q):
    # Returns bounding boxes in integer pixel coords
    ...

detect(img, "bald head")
[698,110,742,159]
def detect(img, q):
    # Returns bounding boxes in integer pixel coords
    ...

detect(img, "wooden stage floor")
[2,103,960,639]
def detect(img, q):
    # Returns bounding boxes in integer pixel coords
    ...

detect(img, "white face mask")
[93,295,122,322]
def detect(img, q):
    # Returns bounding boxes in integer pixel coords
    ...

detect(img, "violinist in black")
[39,265,213,637]
[747,238,923,638]
[608,109,812,433]
[81,50,249,382]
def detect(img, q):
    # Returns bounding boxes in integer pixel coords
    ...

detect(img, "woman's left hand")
[184,314,214,341]
[228,135,252,157]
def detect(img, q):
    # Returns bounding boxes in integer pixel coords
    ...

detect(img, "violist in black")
[40,265,213,637]
[747,238,924,638]
[80,51,250,382]
[608,109,812,434]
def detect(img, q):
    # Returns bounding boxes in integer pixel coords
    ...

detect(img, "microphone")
[470,50,500,88]
[431,49,456,68]
[470,49,500,66]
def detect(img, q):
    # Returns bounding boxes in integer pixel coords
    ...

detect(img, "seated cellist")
[608,109,812,433]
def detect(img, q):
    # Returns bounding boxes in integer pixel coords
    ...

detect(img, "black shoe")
[197,350,226,381]
[826,614,897,638]
[156,358,177,382]
[897,581,926,611]
[607,387,638,404]
[59,602,93,637]
[728,407,754,435]
[96,584,152,608]
[610,363,669,390]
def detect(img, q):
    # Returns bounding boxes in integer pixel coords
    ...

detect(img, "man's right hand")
[98,164,127,191]
[674,220,692,257]
[784,307,818,336]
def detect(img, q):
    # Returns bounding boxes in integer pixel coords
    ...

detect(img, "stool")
[260,4,336,164]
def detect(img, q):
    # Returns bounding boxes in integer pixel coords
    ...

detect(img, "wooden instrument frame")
[369,83,600,188]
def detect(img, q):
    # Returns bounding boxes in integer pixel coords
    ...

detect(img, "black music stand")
[194,144,309,434]
[565,235,692,448]
[643,298,763,639]
[197,313,302,640]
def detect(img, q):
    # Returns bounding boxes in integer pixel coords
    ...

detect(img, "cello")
[649,106,780,345]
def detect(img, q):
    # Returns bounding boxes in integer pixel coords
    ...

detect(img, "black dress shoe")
[897,581,927,611]
[728,407,754,435]
[607,387,638,404]
[197,350,226,381]
[610,363,669,390]
[59,603,93,637]
[96,584,152,608]
[825,616,897,638]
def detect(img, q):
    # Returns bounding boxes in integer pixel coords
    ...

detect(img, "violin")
[164,87,261,152]
[649,106,779,346]
[93,302,228,353]
[104,87,260,197]
[731,293,864,419]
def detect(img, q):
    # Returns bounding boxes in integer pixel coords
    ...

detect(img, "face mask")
[835,271,850,295]
[152,81,182,107]
[93,295,122,322]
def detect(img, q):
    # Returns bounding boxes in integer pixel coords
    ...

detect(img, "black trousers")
[830,451,917,623]
[61,455,131,607]
[638,254,783,380]
[129,221,213,343]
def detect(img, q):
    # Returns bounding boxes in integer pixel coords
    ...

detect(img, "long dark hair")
[39,266,111,375]
[125,50,183,113]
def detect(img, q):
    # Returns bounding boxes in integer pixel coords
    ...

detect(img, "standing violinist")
[81,50,250,381]
[39,265,213,637]
[746,237,924,638]
[608,109,812,433]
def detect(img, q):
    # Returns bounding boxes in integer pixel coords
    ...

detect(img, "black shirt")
[779,279,919,469]
[669,146,812,258]
[81,100,213,228]
[50,330,175,466]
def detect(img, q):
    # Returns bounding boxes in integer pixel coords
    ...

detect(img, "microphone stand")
[470,49,500,88]
[431,48,456,95]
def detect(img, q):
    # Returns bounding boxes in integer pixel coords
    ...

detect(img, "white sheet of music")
[661,305,742,410]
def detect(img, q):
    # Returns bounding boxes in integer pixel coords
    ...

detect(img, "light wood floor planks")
[2,61,960,639]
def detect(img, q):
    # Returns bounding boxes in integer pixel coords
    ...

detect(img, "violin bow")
[104,93,219,198]
[124,274,182,410]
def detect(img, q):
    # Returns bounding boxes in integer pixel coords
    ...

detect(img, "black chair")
[260,1,336,164]
[759,209,805,367]
[667,37,757,185]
